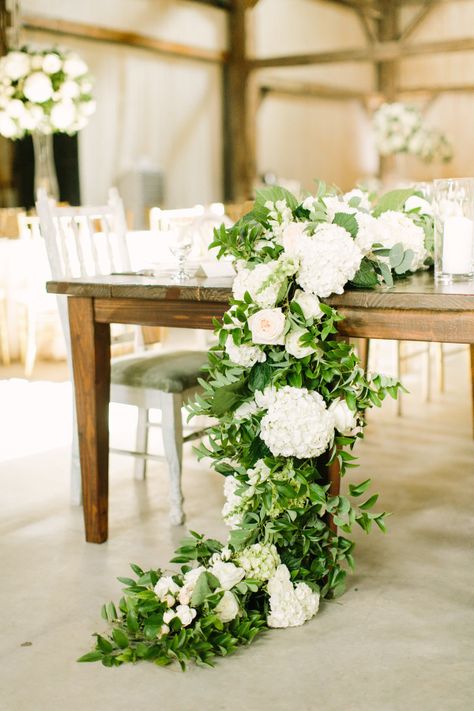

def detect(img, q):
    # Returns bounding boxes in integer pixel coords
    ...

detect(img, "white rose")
[2,51,30,80]
[285,328,315,359]
[6,99,25,118]
[215,590,239,623]
[154,575,180,606]
[404,195,433,215]
[178,566,206,605]
[292,289,323,321]
[60,80,80,99]
[248,308,285,345]
[50,100,76,130]
[210,560,245,590]
[42,53,62,74]
[23,72,53,103]
[175,604,197,627]
[63,55,88,78]
[329,398,358,435]
[0,112,19,138]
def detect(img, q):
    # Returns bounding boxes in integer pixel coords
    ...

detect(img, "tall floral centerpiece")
[0,47,95,200]
[78,183,435,669]
[372,102,453,164]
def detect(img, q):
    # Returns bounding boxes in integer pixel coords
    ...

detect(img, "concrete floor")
[0,350,473,711]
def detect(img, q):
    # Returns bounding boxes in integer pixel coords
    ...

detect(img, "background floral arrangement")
[0,46,95,140]
[372,102,453,164]
[79,182,434,669]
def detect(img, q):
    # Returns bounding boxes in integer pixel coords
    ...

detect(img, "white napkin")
[195,259,235,278]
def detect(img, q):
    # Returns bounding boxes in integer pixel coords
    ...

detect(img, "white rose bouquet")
[372,102,452,163]
[0,46,95,139]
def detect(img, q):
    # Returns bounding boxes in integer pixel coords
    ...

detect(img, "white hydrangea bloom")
[376,210,428,271]
[294,223,363,298]
[267,564,319,628]
[225,335,266,368]
[259,386,334,459]
[1,51,30,80]
[404,195,433,215]
[281,221,309,257]
[285,328,316,359]
[222,475,244,529]
[354,212,385,255]
[236,543,281,581]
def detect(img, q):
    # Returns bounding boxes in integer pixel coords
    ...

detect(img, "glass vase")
[32,131,59,201]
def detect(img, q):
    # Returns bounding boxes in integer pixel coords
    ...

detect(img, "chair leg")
[134,407,149,480]
[438,343,446,393]
[0,299,10,366]
[424,343,432,403]
[161,393,185,526]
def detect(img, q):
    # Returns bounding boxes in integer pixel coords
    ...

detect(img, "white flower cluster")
[267,564,319,628]
[0,47,95,139]
[236,543,281,581]
[225,334,266,368]
[259,385,334,459]
[372,102,452,164]
[232,254,298,308]
[265,199,294,243]
[284,222,363,298]
[376,210,428,271]
[154,559,245,633]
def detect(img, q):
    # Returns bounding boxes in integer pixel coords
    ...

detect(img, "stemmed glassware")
[169,223,195,282]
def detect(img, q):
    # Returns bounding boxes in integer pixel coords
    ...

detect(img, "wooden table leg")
[68,297,111,543]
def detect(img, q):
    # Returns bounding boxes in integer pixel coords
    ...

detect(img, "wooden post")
[376,0,399,184]
[223,0,254,202]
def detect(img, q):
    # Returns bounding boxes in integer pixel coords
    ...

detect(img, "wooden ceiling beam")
[398,0,440,41]
[250,36,474,68]
[22,14,227,64]
[184,0,231,9]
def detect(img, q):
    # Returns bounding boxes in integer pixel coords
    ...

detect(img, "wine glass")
[169,224,194,282]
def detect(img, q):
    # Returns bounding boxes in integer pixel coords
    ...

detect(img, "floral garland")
[0,46,95,140]
[372,102,453,164]
[79,183,434,669]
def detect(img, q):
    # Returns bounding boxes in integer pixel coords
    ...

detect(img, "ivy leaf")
[112,629,129,649]
[333,212,358,238]
[372,188,415,217]
[359,494,379,510]
[249,362,272,392]
[349,478,372,497]
[77,651,104,663]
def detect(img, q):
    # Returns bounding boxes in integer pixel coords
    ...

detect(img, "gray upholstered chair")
[36,188,208,524]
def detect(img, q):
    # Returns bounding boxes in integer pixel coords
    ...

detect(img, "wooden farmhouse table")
[46,271,474,543]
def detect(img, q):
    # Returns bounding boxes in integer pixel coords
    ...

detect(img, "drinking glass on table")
[169,223,194,282]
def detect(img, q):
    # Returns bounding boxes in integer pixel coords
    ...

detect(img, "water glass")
[432,177,474,282]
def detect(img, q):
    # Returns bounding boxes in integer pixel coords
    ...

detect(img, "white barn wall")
[22,0,225,207]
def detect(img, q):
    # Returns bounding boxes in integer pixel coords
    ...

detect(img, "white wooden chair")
[36,188,208,524]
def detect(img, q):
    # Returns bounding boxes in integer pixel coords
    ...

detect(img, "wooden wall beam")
[249,36,474,68]
[398,0,440,42]
[22,14,227,64]
[260,79,367,102]
[222,0,254,202]
[185,0,231,8]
